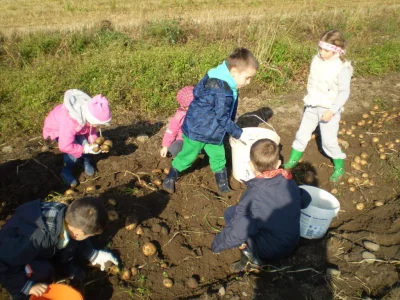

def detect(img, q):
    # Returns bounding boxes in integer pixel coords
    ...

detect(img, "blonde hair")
[320,29,346,62]
[250,139,279,172]
[226,48,259,71]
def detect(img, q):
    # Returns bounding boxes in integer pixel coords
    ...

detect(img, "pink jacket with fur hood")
[161,108,187,148]
[43,90,98,158]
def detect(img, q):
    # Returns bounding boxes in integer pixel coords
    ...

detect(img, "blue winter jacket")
[211,175,311,259]
[0,200,95,296]
[182,70,243,145]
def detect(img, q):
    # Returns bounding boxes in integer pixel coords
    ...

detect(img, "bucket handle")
[240,114,277,132]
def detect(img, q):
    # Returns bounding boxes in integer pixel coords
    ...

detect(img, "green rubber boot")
[330,158,345,182]
[283,149,303,170]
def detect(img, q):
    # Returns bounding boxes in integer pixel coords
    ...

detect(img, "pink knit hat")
[86,94,112,125]
[176,86,194,108]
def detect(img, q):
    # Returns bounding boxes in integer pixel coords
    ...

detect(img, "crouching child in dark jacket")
[0,197,118,299]
[211,139,311,272]
[162,48,259,196]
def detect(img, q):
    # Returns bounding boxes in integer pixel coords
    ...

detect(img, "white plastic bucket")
[229,123,280,182]
[299,185,340,239]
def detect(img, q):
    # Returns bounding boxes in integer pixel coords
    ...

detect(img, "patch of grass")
[0,6,399,141]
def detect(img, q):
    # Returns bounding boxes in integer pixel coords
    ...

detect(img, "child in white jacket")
[284,30,353,182]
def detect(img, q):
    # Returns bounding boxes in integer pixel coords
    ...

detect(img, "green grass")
[0,12,399,141]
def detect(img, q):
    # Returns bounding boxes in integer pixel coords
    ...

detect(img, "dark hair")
[65,197,108,235]
[250,139,279,172]
[226,48,259,71]
[320,29,346,62]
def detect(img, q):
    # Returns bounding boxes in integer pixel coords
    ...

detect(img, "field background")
[1,0,399,141]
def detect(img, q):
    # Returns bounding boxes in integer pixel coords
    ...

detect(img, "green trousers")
[172,135,226,173]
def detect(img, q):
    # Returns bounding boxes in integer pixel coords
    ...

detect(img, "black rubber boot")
[214,168,233,196]
[229,251,249,273]
[162,167,179,194]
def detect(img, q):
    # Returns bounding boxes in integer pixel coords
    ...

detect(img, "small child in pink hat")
[43,89,112,187]
[160,86,194,158]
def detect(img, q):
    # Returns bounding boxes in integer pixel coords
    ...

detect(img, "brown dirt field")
[0,73,399,299]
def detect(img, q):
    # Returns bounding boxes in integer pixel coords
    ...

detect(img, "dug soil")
[0,73,399,300]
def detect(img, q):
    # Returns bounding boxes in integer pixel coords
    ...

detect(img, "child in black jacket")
[211,139,311,272]
[0,197,118,299]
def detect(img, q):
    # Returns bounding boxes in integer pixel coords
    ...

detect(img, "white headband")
[318,40,345,55]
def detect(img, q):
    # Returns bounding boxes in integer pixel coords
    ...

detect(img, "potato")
[311,134,316,140]
[367,120,373,124]
[346,130,352,135]
[353,156,361,164]
[130,266,139,276]
[103,140,113,147]
[136,226,144,235]
[330,188,338,195]
[160,262,168,269]
[109,265,121,275]
[151,169,163,175]
[357,120,365,126]
[142,242,157,256]
[380,154,387,160]
[360,152,368,159]
[351,162,361,170]
[64,189,77,196]
[362,113,369,119]
[378,148,385,153]
[373,104,379,110]
[95,136,105,145]
[359,134,364,139]
[349,187,356,192]
[370,111,376,116]
[361,173,368,178]
[125,215,138,231]
[360,159,367,166]
[100,144,110,152]
[356,203,365,210]
[121,269,132,281]
[396,139,400,144]
[163,168,170,175]
[163,278,174,288]
[374,201,383,207]
[347,177,355,184]
[152,179,162,186]
[108,198,117,206]
[369,179,376,186]
[187,277,199,289]
[92,146,101,153]
[85,185,96,193]
[388,143,395,149]
[372,137,379,143]
[351,125,357,130]
[108,210,119,221]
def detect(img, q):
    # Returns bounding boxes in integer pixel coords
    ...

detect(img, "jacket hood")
[207,61,238,100]
[63,89,92,127]
[14,199,66,239]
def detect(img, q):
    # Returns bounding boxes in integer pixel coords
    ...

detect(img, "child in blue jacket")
[0,198,118,299]
[163,48,259,195]
[212,139,311,272]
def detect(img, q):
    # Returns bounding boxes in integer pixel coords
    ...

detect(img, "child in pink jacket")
[160,86,194,158]
[43,89,112,187]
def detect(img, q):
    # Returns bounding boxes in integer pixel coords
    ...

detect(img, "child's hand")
[91,250,119,271]
[160,147,168,157]
[321,110,334,122]
[29,283,48,297]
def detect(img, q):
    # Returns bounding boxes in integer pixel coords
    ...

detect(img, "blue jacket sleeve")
[0,232,41,295]
[211,195,256,253]
[213,89,243,139]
